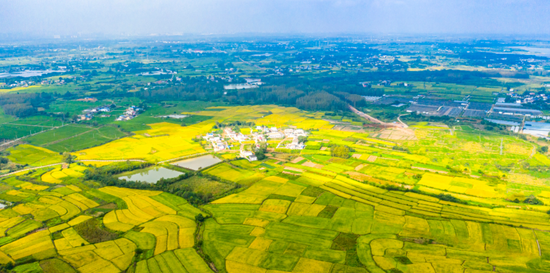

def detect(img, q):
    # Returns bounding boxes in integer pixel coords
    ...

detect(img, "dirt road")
[349,105,404,128]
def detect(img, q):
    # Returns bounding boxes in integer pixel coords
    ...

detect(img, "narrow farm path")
[397,114,409,128]
[534,230,542,257]
[157,152,209,164]
[0,163,63,178]
[349,105,391,126]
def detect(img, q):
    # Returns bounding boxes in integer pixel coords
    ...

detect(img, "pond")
[118,167,184,184]
[172,155,222,171]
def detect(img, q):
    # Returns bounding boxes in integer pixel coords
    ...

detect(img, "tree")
[195,214,205,222]
[63,152,75,164]
[330,145,351,159]
[255,142,268,160]
[524,195,544,205]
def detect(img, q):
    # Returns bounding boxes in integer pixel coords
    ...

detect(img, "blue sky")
[1,0,549,36]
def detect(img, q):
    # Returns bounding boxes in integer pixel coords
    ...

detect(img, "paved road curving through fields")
[348,105,405,128]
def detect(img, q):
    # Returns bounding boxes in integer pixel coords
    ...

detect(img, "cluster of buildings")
[76,97,98,102]
[256,126,308,150]
[3,80,35,88]
[115,106,142,121]
[203,133,228,152]
[286,137,306,150]
[255,126,307,142]
[78,105,111,121]
[283,128,307,138]
[240,150,257,162]
[267,65,321,76]
[178,49,227,54]
[224,128,249,142]
[202,126,309,161]
[262,127,285,139]
[1,75,84,89]
[503,90,549,105]
[358,80,394,88]
[223,78,263,90]
[137,69,176,76]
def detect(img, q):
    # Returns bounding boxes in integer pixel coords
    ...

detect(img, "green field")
[44,126,127,152]
[26,125,91,146]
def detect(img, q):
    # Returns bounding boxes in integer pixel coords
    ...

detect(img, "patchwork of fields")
[202,175,550,273]
[0,165,211,273]
[2,105,550,272]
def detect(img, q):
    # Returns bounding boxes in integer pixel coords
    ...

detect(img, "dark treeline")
[138,82,223,102]
[334,92,367,108]
[228,86,304,106]
[227,87,349,112]
[137,82,352,112]
[0,92,54,118]
[296,92,347,111]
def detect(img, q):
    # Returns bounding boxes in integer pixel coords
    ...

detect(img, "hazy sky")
[1,0,549,36]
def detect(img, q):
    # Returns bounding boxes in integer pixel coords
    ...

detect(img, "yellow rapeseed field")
[41,165,87,183]
[75,122,211,161]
